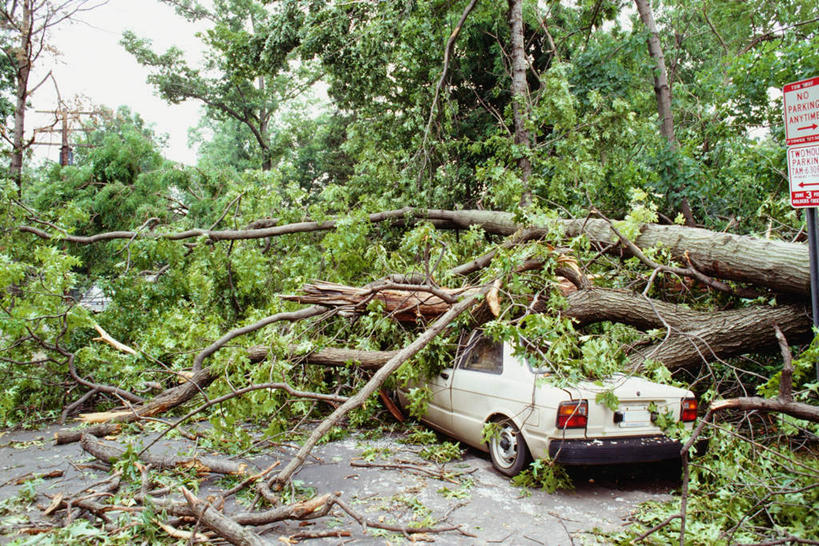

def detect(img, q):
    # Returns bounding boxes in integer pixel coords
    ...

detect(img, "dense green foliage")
[0,0,817,543]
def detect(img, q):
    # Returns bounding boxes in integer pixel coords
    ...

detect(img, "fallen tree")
[560,289,813,370]
[40,209,808,425]
[12,206,816,500]
[9,184,819,546]
[18,207,810,295]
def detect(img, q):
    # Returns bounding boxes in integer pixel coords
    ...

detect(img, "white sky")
[29,0,207,166]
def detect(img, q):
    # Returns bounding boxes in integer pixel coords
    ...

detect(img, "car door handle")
[440,372,449,380]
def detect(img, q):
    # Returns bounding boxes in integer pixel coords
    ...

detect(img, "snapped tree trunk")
[280,281,475,322]
[276,283,813,373]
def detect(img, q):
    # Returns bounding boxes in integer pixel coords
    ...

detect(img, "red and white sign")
[784,77,819,146]
[787,143,819,208]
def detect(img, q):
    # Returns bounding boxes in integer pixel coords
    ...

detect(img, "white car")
[397,332,698,476]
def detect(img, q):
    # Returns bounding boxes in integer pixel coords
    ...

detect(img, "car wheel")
[488,418,530,476]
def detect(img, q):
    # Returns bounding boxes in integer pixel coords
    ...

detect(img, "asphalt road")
[0,424,681,544]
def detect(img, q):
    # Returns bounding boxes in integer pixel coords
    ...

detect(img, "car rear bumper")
[547,435,683,465]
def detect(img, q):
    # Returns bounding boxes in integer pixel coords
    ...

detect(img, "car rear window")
[460,336,503,374]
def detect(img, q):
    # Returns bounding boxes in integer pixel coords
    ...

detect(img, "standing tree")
[122,0,314,171]
[633,0,696,226]
[507,0,533,206]
[0,0,103,194]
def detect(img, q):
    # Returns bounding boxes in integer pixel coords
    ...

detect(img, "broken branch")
[181,486,267,546]
[81,435,250,475]
[92,323,137,355]
[138,381,347,456]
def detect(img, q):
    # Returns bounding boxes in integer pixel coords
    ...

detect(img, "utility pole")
[59,109,70,166]
[33,107,100,165]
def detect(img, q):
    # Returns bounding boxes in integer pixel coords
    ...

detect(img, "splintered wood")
[281,280,471,322]
[282,277,576,323]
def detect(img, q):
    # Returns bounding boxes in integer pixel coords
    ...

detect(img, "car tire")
[488,417,530,476]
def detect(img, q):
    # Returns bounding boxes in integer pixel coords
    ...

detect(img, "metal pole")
[807,208,819,381]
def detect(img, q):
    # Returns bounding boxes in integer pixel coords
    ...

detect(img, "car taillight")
[557,400,588,429]
[681,398,697,422]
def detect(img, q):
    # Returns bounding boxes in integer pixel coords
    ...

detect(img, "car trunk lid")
[560,375,692,438]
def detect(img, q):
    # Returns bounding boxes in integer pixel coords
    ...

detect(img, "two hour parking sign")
[787,143,819,208]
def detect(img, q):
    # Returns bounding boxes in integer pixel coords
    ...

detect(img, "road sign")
[784,76,819,382]
[787,143,819,207]
[784,76,819,146]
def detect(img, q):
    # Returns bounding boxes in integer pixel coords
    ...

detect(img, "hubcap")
[492,424,518,468]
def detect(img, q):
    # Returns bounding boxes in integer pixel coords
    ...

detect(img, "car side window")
[460,336,503,374]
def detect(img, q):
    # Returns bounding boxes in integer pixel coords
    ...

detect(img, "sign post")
[784,76,819,381]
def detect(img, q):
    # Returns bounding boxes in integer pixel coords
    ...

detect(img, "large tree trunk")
[558,289,813,370]
[19,207,811,295]
[416,209,810,296]
[276,283,813,373]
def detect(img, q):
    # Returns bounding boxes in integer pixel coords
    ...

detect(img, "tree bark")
[180,487,267,546]
[81,435,250,475]
[421,0,478,149]
[257,75,272,171]
[281,281,471,322]
[54,423,121,445]
[710,397,819,423]
[231,494,335,526]
[634,0,676,147]
[280,285,812,373]
[508,0,533,206]
[557,288,812,370]
[192,306,326,372]
[247,344,398,368]
[416,209,810,296]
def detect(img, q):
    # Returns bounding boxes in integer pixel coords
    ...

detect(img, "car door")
[449,334,505,448]
[422,366,454,434]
